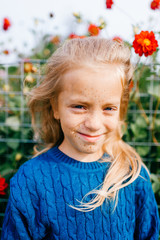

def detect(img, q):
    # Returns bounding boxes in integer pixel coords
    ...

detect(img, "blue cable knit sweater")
[2,146,159,240]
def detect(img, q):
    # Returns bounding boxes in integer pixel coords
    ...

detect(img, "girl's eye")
[104,107,113,111]
[73,105,85,109]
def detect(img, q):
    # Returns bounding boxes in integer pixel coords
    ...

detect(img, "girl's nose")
[84,112,102,131]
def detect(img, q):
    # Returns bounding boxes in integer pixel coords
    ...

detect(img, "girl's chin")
[73,145,103,159]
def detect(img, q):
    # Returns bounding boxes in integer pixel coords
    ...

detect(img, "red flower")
[69,33,78,39]
[88,24,100,36]
[150,0,160,9]
[133,31,158,57]
[69,33,86,39]
[113,36,123,43]
[106,0,114,9]
[3,18,11,31]
[3,50,9,55]
[0,176,8,195]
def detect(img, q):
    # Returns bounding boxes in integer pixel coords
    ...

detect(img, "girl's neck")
[58,143,104,163]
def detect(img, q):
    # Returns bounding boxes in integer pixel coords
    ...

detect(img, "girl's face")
[53,65,123,162]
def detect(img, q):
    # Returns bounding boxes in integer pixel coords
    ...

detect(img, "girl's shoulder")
[133,165,152,196]
[11,147,58,185]
[133,165,159,234]
[7,149,60,219]
[136,165,150,184]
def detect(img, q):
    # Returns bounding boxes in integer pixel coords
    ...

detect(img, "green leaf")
[5,116,20,131]
[152,182,160,193]
[135,115,148,128]
[8,96,22,108]
[8,100,16,109]
[148,83,160,99]
[7,141,19,150]
[130,115,148,141]
[0,168,15,177]
[130,123,139,136]
[8,66,18,74]
[0,142,7,154]
[130,124,147,139]
[22,128,32,138]
[136,146,150,157]
[150,173,159,183]
[154,118,160,129]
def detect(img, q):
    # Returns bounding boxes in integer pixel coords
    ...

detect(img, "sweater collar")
[47,145,110,170]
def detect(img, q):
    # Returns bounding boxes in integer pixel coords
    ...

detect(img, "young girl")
[2,37,159,239]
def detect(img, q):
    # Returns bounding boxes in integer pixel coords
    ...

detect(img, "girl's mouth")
[78,132,103,143]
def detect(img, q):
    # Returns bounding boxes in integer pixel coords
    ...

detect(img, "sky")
[0,0,160,63]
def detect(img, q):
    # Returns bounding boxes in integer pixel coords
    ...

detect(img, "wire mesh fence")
[0,60,46,234]
[0,60,45,160]
[0,60,160,235]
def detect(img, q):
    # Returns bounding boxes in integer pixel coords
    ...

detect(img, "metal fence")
[0,60,160,235]
[0,60,46,234]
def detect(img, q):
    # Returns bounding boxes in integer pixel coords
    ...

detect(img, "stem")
[116,6,136,24]
[134,64,150,125]
[1,169,16,178]
[151,97,160,145]
[136,99,150,125]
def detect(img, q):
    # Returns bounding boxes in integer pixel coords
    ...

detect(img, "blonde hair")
[28,37,148,211]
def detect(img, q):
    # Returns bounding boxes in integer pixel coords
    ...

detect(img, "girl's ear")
[50,99,60,120]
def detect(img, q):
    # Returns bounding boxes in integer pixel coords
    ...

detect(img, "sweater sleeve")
[134,167,159,240]
[1,194,32,240]
[1,161,49,240]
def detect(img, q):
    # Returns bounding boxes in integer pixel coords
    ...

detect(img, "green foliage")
[0,19,160,226]
[1,60,160,193]
[151,174,160,207]
[122,64,160,192]
[0,64,37,191]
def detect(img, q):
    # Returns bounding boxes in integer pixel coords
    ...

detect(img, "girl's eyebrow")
[102,101,120,106]
[68,97,120,106]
